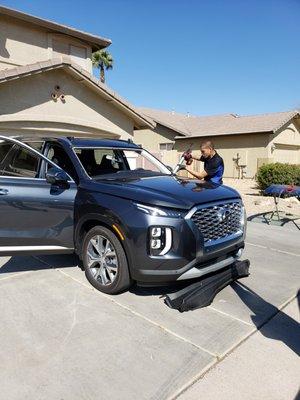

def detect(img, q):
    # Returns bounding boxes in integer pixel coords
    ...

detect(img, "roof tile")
[138,108,299,137]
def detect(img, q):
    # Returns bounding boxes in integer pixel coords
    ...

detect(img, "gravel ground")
[223,178,300,218]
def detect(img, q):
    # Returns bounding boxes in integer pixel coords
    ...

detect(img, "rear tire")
[82,226,132,294]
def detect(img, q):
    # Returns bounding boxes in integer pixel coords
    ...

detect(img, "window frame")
[1,144,42,179]
[159,142,174,151]
[0,136,74,182]
[0,140,15,169]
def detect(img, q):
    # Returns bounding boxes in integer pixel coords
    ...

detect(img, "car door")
[0,136,77,255]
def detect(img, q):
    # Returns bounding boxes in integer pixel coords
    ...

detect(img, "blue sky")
[1,0,300,115]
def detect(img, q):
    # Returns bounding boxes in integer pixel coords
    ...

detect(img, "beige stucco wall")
[0,69,134,139]
[268,120,300,164]
[0,15,92,71]
[134,124,177,151]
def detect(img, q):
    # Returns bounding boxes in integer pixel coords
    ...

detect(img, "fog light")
[151,227,161,237]
[151,239,161,249]
[149,226,172,256]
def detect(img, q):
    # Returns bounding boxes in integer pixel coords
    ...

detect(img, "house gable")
[0,68,137,138]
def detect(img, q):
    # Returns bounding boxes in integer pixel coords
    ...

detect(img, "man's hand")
[183,151,193,165]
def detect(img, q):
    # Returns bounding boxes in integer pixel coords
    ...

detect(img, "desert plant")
[256,162,300,190]
[92,50,113,83]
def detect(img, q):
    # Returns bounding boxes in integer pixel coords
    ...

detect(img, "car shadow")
[248,212,300,224]
[0,254,80,275]
[231,282,300,356]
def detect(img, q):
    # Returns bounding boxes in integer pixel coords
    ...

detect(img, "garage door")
[274,144,299,164]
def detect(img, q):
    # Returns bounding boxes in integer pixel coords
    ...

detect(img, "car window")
[74,147,170,178]
[24,141,44,152]
[1,145,40,178]
[75,148,126,176]
[0,140,14,165]
[123,150,161,172]
[45,144,77,182]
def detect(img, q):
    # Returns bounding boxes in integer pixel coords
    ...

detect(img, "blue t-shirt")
[200,152,224,184]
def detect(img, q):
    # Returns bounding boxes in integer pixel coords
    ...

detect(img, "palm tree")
[92,50,113,83]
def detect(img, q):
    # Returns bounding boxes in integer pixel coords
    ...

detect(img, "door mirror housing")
[46,167,69,186]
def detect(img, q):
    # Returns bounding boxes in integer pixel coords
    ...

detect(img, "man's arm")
[185,167,208,180]
[192,155,204,162]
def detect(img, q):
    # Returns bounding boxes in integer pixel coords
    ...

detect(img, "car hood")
[83,175,241,209]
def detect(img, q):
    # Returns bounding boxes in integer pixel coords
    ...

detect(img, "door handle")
[0,188,9,195]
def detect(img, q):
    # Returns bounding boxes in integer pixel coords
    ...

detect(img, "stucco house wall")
[0,68,135,138]
[134,124,177,150]
[0,14,93,72]
[268,121,300,164]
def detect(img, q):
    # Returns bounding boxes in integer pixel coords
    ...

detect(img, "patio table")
[264,184,300,229]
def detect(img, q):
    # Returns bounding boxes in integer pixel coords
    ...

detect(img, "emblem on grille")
[217,208,231,222]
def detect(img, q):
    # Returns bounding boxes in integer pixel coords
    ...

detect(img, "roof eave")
[0,5,111,50]
[273,111,300,134]
[66,65,156,129]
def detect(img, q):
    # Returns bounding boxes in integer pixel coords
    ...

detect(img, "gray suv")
[0,135,246,294]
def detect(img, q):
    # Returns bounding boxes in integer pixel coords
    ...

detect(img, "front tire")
[82,226,132,294]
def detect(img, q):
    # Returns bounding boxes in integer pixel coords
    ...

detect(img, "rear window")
[2,145,39,178]
[0,140,14,164]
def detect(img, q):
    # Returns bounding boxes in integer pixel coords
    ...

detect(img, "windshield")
[74,147,171,179]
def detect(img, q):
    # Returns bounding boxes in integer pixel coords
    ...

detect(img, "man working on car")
[185,140,224,184]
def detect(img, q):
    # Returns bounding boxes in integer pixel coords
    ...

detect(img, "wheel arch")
[74,214,133,275]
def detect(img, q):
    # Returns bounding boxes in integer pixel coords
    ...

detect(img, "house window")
[159,143,174,151]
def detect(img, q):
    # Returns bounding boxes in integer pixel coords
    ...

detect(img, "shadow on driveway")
[247,212,300,230]
[0,254,79,275]
[232,282,300,356]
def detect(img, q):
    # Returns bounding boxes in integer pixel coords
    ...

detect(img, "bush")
[256,163,300,190]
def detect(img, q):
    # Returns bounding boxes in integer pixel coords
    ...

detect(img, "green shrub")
[256,163,300,190]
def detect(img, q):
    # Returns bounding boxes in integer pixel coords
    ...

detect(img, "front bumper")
[122,199,246,285]
[133,237,244,284]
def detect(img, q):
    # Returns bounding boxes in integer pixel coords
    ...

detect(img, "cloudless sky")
[1,0,300,115]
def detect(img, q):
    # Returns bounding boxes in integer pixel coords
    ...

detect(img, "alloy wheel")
[87,235,118,285]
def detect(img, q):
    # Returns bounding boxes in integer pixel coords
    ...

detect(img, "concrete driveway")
[0,222,299,400]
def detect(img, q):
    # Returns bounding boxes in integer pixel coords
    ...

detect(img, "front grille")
[191,201,243,244]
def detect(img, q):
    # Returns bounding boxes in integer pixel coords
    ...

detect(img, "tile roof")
[138,107,300,138]
[0,5,111,50]
[0,57,155,130]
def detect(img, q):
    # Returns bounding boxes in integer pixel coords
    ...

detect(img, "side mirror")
[46,167,69,186]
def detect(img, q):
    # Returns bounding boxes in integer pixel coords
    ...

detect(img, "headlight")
[134,202,183,218]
